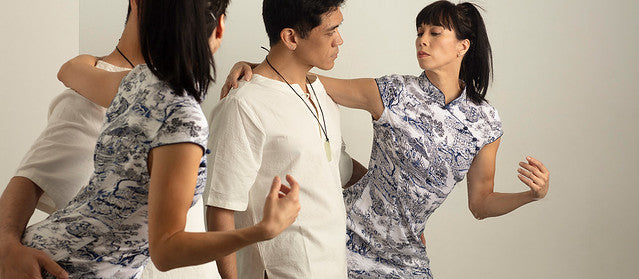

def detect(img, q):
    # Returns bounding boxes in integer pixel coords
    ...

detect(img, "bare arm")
[317,76,384,120]
[0,177,68,279]
[206,206,237,279]
[220,62,385,119]
[343,159,367,189]
[57,55,129,108]
[147,143,300,271]
[466,138,550,220]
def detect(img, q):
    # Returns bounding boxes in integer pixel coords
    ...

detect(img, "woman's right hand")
[220,61,257,99]
[258,175,301,240]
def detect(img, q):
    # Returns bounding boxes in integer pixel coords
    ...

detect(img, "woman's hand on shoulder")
[220,61,258,100]
[517,156,550,200]
[257,175,301,240]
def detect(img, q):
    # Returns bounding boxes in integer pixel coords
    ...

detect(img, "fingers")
[526,156,549,174]
[517,156,550,200]
[241,64,253,82]
[284,174,300,198]
[37,252,68,279]
[518,161,543,178]
[267,176,282,199]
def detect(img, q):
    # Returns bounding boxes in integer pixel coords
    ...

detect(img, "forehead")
[318,7,343,29]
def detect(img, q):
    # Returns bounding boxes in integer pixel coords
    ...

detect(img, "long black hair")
[416,1,492,104]
[137,0,229,103]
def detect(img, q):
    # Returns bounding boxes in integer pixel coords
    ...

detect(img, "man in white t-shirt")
[0,2,215,279]
[205,0,366,278]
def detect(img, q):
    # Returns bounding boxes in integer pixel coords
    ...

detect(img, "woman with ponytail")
[20,0,301,278]
[224,0,550,277]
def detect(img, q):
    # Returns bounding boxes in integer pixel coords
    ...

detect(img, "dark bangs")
[415,1,458,32]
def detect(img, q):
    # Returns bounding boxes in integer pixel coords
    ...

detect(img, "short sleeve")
[14,91,106,213]
[338,139,353,187]
[150,100,208,152]
[204,97,265,211]
[481,103,503,145]
[374,74,406,110]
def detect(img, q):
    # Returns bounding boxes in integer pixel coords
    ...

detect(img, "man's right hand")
[258,175,301,240]
[0,242,68,279]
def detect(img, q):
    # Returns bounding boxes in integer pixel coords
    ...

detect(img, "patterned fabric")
[343,72,502,278]
[21,65,208,279]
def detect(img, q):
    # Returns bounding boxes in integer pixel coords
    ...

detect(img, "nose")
[335,30,344,46]
[417,35,428,47]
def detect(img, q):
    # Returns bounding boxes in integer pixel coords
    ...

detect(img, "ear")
[130,0,139,15]
[280,28,298,51]
[209,14,226,53]
[215,14,226,39]
[458,38,470,57]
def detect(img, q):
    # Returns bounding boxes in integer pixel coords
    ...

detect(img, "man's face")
[295,8,344,71]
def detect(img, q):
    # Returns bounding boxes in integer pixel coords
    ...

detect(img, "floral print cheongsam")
[343,73,503,278]
[22,65,208,279]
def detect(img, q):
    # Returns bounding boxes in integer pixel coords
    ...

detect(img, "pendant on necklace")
[324,140,332,162]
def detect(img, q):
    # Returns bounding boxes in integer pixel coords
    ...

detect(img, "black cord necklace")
[264,54,332,161]
[116,46,135,68]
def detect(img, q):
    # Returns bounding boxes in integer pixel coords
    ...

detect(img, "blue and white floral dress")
[22,65,209,279]
[343,73,503,278]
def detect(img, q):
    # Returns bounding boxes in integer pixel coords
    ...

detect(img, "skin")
[222,23,550,236]
[41,2,302,274]
[208,8,366,279]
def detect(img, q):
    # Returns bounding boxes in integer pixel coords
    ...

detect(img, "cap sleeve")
[375,74,407,110]
[150,99,208,153]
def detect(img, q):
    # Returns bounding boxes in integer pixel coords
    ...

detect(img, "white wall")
[208,1,639,278]
[0,0,80,223]
[3,0,638,278]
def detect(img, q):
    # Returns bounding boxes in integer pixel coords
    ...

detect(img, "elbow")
[149,239,179,272]
[57,60,74,88]
[149,248,175,272]
[468,202,487,220]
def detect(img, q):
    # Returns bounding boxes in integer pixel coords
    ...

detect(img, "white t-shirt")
[205,74,352,279]
[14,60,126,213]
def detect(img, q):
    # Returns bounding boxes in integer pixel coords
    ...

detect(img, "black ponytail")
[137,0,229,103]
[416,1,493,104]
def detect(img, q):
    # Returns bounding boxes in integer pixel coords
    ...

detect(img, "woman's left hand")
[517,156,550,200]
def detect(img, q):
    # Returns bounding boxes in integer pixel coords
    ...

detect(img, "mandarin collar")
[417,71,467,108]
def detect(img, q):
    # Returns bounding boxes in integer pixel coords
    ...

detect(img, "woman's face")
[415,23,466,72]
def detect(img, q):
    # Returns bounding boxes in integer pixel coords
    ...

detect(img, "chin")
[316,62,335,71]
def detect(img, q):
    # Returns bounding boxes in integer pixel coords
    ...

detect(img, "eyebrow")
[326,22,341,32]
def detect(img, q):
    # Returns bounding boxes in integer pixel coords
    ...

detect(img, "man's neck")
[254,45,313,92]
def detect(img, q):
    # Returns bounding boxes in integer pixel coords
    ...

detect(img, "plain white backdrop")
[2,1,638,278]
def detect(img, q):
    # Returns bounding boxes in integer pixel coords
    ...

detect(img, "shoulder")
[463,99,503,144]
[375,74,420,107]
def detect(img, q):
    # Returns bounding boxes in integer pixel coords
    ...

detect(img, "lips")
[417,51,430,58]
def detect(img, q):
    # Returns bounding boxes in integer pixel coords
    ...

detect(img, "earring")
[457,52,462,57]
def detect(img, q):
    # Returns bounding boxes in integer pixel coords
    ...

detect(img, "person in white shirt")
[205,0,365,278]
[0,1,240,278]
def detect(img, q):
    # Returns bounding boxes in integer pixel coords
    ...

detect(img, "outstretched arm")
[221,62,385,119]
[317,76,384,120]
[57,55,129,108]
[466,138,550,220]
[147,143,300,271]
[0,177,68,279]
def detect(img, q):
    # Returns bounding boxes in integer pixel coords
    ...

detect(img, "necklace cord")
[116,46,135,68]
[264,56,330,143]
